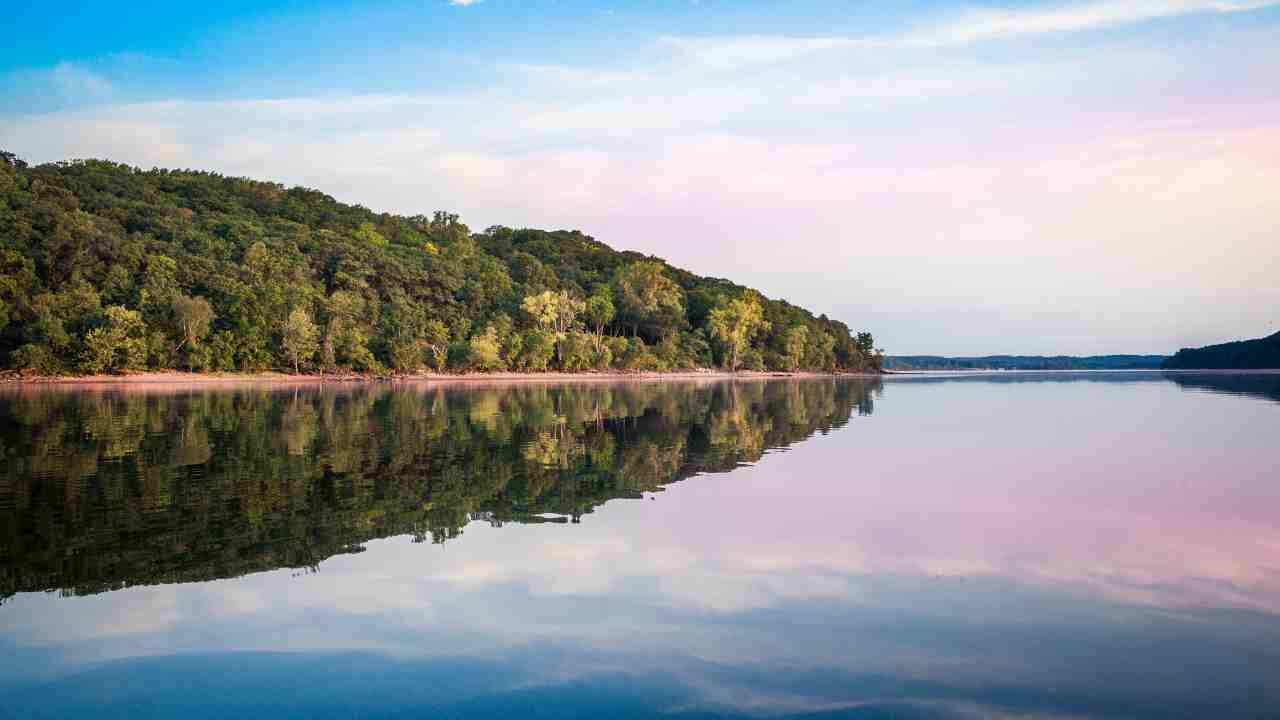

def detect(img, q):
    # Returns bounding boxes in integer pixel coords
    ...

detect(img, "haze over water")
[1,374,1278,718]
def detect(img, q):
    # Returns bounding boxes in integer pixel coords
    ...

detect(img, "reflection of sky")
[2,375,1279,718]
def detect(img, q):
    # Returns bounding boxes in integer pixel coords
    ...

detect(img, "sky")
[2,0,1278,355]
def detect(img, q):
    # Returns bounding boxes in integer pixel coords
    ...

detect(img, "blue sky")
[3,1,1279,354]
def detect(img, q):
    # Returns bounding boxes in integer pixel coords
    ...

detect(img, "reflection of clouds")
[1,586,183,644]
[3,377,1279,715]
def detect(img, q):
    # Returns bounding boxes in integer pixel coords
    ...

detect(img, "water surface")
[1,373,1277,718]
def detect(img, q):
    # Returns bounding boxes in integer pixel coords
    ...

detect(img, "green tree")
[171,295,215,369]
[518,329,556,371]
[612,261,685,340]
[423,320,450,371]
[584,290,615,349]
[708,294,769,372]
[522,290,585,367]
[324,290,380,372]
[469,325,504,371]
[81,306,148,374]
[784,325,808,371]
[281,307,319,374]
[140,255,179,317]
[353,222,387,247]
[805,329,836,372]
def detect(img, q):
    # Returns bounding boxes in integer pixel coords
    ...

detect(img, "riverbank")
[0,368,882,387]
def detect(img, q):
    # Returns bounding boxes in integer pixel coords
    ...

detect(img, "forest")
[0,152,881,376]
[1162,331,1280,370]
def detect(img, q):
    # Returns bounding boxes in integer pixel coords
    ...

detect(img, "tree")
[324,290,379,372]
[389,338,424,374]
[81,306,148,374]
[584,290,615,350]
[855,332,875,366]
[518,329,556,371]
[423,320,450,371]
[171,295,215,368]
[522,290,585,367]
[469,325,504,371]
[0,150,27,169]
[281,307,319,374]
[708,293,769,372]
[353,222,387,247]
[784,325,808,371]
[140,255,179,319]
[611,261,685,340]
[805,329,836,372]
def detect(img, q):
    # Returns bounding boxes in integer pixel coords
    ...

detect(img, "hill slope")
[0,152,880,375]
[1163,332,1280,370]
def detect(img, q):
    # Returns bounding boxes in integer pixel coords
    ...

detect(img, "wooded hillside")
[1163,332,1280,370]
[0,152,880,375]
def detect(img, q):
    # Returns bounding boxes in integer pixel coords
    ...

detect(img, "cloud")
[896,0,1280,48]
[47,62,115,99]
[0,61,116,114]
[449,0,480,5]
[659,0,1280,69]
[657,35,863,70]
[2,3,1277,354]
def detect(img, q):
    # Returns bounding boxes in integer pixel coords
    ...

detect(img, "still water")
[1,373,1277,719]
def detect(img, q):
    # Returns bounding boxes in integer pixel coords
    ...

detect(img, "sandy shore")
[1,368,880,388]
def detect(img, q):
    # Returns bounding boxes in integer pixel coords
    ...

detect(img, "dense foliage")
[0,379,880,600]
[1162,331,1280,370]
[0,152,881,375]
[886,355,1168,371]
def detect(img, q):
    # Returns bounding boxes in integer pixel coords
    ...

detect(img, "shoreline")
[0,368,883,387]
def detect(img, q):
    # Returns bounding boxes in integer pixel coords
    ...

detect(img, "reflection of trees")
[0,378,880,602]
[1164,372,1280,404]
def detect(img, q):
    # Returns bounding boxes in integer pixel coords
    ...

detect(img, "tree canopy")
[0,153,882,375]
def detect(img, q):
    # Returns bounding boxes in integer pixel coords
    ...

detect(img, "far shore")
[0,368,883,388]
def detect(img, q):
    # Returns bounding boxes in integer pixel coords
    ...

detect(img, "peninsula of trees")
[1163,331,1280,370]
[0,152,881,376]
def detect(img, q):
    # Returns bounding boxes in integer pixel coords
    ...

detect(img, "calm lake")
[1,373,1278,719]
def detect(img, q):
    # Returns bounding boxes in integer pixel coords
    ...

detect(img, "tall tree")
[281,307,319,374]
[423,320,450,372]
[611,261,685,340]
[708,294,769,373]
[522,290,585,367]
[584,289,615,350]
[171,295,215,368]
[784,325,808,372]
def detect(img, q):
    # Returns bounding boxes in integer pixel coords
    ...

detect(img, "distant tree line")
[0,152,882,375]
[886,355,1168,371]
[1162,331,1280,370]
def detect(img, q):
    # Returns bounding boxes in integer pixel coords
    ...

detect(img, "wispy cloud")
[0,61,116,113]
[897,0,1280,47]
[661,0,1280,69]
[449,0,480,6]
